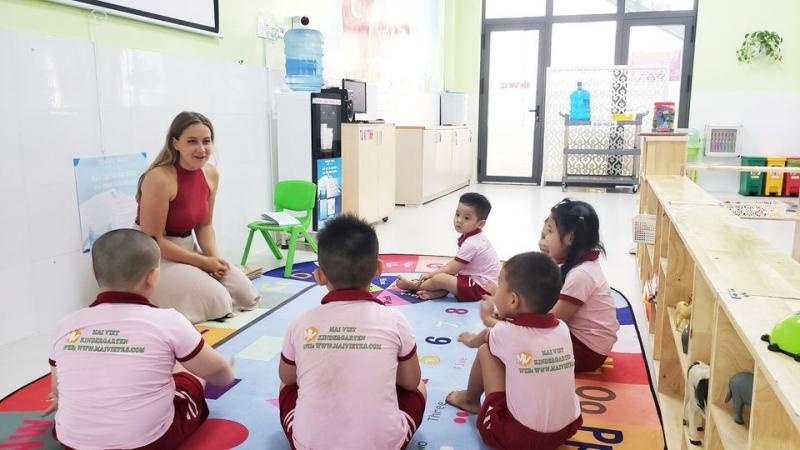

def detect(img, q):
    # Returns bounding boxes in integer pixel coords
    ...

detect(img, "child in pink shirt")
[461,199,619,372]
[537,199,619,371]
[396,192,500,301]
[447,252,582,450]
[278,214,426,450]
[45,229,235,450]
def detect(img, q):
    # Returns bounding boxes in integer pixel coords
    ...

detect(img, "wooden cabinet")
[341,123,396,223]
[396,126,472,206]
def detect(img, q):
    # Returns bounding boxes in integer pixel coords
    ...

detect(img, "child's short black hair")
[317,214,379,289]
[92,229,161,291]
[459,192,492,220]
[503,252,563,314]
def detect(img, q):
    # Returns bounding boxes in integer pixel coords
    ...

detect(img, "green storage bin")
[687,129,701,183]
[739,156,766,196]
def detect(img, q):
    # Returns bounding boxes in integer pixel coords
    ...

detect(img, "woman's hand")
[202,256,230,278]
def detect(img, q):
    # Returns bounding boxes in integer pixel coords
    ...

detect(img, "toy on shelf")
[725,372,754,425]
[761,312,800,362]
[684,361,710,446]
[681,325,690,354]
[676,300,692,331]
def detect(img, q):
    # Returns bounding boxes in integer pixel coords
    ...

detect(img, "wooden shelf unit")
[637,175,800,449]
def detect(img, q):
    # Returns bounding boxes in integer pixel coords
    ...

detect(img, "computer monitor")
[342,79,367,114]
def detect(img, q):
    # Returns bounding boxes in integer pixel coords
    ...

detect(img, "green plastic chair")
[241,180,318,277]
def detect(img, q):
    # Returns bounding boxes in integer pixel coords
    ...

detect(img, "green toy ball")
[761,312,800,362]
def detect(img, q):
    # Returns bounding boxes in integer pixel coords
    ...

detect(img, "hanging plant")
[736,30,783,63]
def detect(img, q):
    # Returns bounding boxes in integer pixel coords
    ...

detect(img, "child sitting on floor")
[278,214,426,450]
[396,192,500,300]
[460,198,619,373]
[45,229,235,449]
[447,252,582,450]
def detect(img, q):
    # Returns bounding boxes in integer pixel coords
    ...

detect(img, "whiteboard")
[46,0,219,35]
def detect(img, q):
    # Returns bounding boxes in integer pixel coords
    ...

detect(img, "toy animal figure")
[676,301,692,331]
[762,312,800,362]
[684,361,710,446]
[681,325,690,354]
[725,372,754,425]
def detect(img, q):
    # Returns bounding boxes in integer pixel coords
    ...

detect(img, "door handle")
[528,106,540,124]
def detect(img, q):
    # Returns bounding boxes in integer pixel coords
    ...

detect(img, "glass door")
[622,18,695,127]
[478,25,545,183]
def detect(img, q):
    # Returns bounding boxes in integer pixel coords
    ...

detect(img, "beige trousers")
[150,235,260,324]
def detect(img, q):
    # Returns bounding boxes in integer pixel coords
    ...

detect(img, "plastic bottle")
[284,26,324,91]
[569,82,591,121]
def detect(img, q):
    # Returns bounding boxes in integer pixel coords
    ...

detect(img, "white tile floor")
[0,183,649,398]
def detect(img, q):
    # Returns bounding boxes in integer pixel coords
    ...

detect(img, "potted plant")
[736,30,783,63]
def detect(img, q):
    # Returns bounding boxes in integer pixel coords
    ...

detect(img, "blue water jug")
[569,82,591,121]
[284,28,324,91]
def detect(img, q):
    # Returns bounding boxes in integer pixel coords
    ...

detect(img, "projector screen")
[47,0,219,35]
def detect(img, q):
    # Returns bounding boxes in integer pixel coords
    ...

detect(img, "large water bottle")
[569,82,591,121]
[284,24,324,91]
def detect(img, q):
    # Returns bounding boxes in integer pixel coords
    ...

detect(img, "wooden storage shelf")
[666,307,689,376]
[636,173,800,449]
[658,391,686,450]
[710,405,748,450]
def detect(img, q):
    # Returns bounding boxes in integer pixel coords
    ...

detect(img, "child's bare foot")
[418,289,448,300]
[445,390,481,414]
[458,332,483,348]
[396,276,421,291]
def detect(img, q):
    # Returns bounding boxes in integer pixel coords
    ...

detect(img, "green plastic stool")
[241,180,318,277]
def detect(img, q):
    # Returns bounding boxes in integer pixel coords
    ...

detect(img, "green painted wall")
[445,0,482,94]
[0,0,272,66]
[692,0,799,92]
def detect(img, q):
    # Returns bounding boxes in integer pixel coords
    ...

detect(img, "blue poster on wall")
[316,157,342,229]
[73,153,149,252]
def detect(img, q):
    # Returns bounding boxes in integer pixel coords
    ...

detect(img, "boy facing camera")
[278,214,426,450]
[46,229,234,449]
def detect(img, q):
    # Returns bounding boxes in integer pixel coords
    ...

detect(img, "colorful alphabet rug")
[0,254,664,449]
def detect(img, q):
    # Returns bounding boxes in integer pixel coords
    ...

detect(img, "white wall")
[0,29,273,349]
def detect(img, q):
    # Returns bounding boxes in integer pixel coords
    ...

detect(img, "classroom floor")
[0,183,647,399]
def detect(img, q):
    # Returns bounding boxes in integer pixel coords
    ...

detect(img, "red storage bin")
[784,157,800,196]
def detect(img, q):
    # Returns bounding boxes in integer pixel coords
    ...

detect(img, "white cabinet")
[396,126,472,206]
[341,123,396,223]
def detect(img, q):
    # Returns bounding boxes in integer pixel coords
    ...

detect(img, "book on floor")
[260,211,300,226]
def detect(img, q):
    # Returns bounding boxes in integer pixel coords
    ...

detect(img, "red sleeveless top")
[137,164,210,237]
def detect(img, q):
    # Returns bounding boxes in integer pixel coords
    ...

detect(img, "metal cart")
[559,111,648,193]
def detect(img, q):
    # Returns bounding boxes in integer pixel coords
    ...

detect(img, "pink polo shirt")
[488,313,581,432]
[280,289,418,450]
[49,292,204,450]
[455,229,500,292]
[560,251,620,356]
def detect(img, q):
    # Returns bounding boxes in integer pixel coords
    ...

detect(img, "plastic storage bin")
[765,157,787,196]
[284,28,324,91]
[569,82,591,121]
[739,156,766,196]
[686,129,702,182]
[783,157,800,196]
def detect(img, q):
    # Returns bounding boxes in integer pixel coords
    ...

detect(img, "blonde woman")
[136,111,259,323]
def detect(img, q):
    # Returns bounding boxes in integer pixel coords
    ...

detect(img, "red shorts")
[571,332,609,372]
[279,384,425,450]
[56,372,209,450]
[477,392,582,450]
[456,275,489,302]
